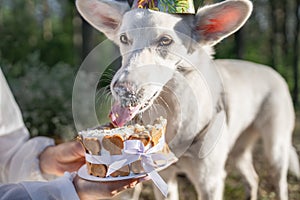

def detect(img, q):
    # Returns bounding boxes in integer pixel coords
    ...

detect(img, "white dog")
[76,0,300,199]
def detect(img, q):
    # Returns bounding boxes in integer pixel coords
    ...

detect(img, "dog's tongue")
[109,104,140,127]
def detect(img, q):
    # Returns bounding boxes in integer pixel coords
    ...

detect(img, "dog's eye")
[177,65,185,73]
[120,34,129,44]
[158,36,173,46]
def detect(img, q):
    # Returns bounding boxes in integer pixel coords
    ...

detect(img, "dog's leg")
[261,131,290,200]
[182,127,229,200]
[262,135,289,200]
[236,151,258,200]
[181,155,227,200]
[153,165,179,200]
[131,183,143,200]
[231,127,260,200]
[254,96,294,200]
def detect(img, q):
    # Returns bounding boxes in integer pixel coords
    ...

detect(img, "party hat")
[131,0,195,14]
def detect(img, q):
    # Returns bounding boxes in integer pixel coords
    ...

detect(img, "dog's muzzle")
[110,81,142,127]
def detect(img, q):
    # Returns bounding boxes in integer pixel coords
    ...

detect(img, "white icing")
[79,116,167,157]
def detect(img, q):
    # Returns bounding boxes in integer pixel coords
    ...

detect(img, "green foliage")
[0,0,81,141]
[1,53,76,141]
[0,0,75,66]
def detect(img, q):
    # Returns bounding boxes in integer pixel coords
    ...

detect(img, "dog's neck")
[154,48,224,143]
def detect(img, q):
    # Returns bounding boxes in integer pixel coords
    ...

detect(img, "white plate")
[78,165,147,181]
[78,157,177,182]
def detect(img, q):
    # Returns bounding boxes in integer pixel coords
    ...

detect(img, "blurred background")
[0,0,299,199]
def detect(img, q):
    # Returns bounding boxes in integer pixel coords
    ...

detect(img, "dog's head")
[76,0,252,126]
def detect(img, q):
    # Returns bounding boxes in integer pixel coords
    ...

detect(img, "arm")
[0,129,55,182]
[0,171,146,200]
[0,68,54,182]
[0,183,30,200]
[0,172,79,200]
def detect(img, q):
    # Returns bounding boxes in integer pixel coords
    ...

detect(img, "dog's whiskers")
[150,102,159,116]
[157,95,172,113]
[96,86,112,105]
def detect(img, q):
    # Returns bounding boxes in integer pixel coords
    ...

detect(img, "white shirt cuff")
[21,172,79,200]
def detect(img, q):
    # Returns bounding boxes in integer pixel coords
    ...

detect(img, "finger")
[58,141,85,161]
[55,158,86,175]
[108,179,139,190]
[65,159,86,171]
[129,180,139,188]
[65,141,85,156]
[72,141,86,157]
[111,180,138,196]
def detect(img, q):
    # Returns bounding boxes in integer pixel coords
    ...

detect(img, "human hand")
[73,175,149,200]
[39,141,85,176]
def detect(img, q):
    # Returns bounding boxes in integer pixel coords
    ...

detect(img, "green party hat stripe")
[132,0,195,14]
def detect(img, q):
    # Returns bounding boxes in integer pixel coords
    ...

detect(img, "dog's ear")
[193,0,252,46]
[76,0,130,40]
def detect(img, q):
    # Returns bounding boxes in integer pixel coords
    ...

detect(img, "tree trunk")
[269,0,277,69]
[292,0,300,106]
[234,28,244,59]
[82,18,95,61]
[281,0,289,56]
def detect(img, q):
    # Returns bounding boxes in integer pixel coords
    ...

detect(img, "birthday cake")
[77,117,173,178]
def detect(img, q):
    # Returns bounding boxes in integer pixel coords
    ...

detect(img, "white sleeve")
[0,129,55,183]
[0,68,55,183]
[21,172,80,200]
[0,183,31,200]
[0,172,79,200]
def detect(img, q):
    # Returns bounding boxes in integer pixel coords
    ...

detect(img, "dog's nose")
[113,81,138,107]
[113,81,135,96]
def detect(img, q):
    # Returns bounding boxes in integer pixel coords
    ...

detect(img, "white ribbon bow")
[85,135,172,197]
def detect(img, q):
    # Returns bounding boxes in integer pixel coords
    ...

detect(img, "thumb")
[72,141,86,157]
[59,141,85,159]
